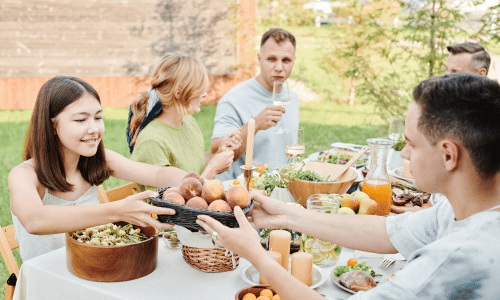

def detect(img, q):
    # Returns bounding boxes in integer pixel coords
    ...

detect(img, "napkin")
[354,250,406,261]
[175,226,219,248]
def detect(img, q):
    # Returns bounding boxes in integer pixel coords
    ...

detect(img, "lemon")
[330,249,338,260]
[303,238,314,250]
[319,241,336,252]
[312,252,327,263]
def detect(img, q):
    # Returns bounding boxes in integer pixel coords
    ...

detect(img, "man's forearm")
[286,208,397,254]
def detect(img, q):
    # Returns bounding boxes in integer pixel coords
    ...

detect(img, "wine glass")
[286,127,305,160]
[388,116,405,142]
[273,80,290,134]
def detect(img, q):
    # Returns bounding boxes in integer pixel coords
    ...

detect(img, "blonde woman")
[127,53,241,188]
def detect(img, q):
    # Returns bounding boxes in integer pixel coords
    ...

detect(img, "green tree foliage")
[322,0,500,116]
[320,0,398,105]
[259,0,316,27]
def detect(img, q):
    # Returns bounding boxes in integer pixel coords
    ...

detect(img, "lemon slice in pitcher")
[312,252,327,263]
[319,241,335,253]
[303,238,314,250]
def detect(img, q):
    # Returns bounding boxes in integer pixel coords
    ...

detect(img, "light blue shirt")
[211,78,300,180]
[349,198,500,299]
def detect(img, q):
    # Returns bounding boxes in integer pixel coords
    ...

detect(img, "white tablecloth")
[13,241,355,300]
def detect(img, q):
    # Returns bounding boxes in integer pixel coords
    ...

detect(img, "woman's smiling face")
[52,92,104,159]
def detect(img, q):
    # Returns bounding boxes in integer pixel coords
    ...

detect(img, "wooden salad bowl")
[287,162,358,207]
[66,221,158,282]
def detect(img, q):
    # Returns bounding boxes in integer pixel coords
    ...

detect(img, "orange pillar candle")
[245,118,255,169]
[269,230,291,270]
[259,250,282,284]
[291,252,313,286]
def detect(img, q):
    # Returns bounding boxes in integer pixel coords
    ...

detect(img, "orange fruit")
[233,179,241,186]
[256,297,270,300]
[260,289,273,299]
[242,293,257,300]
[347,258,358,267]
[272,295,281,300]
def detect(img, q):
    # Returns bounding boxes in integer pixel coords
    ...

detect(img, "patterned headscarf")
[126,89,163,154]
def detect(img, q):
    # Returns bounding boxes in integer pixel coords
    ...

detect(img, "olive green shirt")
[130,116,205,190]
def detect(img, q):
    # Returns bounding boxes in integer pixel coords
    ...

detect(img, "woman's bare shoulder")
[8,160,39,187]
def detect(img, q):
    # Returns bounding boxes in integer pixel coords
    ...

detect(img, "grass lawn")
[0,101,386,296]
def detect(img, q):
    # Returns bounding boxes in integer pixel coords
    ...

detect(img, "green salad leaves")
[334,261,383,279]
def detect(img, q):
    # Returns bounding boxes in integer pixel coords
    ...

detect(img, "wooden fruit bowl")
[287,162,358,207]
[235,285,277,300]
[66,221,158,282]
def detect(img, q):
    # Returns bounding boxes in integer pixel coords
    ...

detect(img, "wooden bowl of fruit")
[235,285,279,300]
[287,162,358,207]
[66,221,158,282]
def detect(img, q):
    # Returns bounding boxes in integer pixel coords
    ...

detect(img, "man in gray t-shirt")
[211,28,300,180]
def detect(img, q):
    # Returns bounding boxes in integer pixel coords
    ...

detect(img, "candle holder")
[240,165,256,192]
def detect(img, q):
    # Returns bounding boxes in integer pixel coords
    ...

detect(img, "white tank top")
[11,161,100,262]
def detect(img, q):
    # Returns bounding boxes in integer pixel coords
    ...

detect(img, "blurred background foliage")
[256,0,500,118]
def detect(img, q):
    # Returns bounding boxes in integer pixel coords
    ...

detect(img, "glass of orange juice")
[361,138,394,216]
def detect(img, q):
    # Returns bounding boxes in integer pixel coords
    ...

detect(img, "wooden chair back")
[0,225,20,300]
[98,182,140,204]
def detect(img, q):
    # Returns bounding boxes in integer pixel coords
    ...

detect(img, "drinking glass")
[301,194,342,267]
[388,116,405,142]
[273,80,290,134]
[286,127,305,159]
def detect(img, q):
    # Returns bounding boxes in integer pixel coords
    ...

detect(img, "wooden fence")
[0,0,257,110]
[0,75,242,109]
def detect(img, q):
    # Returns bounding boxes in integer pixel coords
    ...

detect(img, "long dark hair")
[24,76,111,192]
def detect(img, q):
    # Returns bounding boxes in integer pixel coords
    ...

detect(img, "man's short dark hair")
[412,73,500,178]
[261,28,296,49]
[447,42,491,74]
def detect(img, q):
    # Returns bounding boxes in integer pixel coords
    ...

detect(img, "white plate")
[330,257,405,294]
[388,167,414,184]
[240,263,326,289]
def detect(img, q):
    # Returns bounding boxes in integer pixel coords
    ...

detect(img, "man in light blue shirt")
[210,28,300,180]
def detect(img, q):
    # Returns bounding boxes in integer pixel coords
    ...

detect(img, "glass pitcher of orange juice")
[361,138,394,216]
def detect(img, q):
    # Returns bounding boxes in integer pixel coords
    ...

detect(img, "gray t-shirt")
[212,78,300,180]
[349,198,500,299]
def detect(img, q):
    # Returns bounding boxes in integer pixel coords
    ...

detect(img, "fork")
[379,258,396,269]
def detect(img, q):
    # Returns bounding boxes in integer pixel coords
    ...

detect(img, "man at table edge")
[210,28,300,180]
[445,42,491,76]
[197,73,500,299]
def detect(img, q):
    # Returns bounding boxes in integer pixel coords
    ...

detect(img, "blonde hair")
[131,52,209,127]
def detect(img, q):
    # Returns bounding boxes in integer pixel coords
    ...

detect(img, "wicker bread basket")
[182,245,240,273]
[149,187,254,231]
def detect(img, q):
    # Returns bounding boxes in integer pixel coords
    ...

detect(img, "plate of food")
[390,182,432,213]
[330,258,405,294]
[388,167,414,184]
[310,149,369,168]
[240,263,326,289]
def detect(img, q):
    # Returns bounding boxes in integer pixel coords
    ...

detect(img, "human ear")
[441,140,459,171]
[478,68,487,76]
[174,88,181,100]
